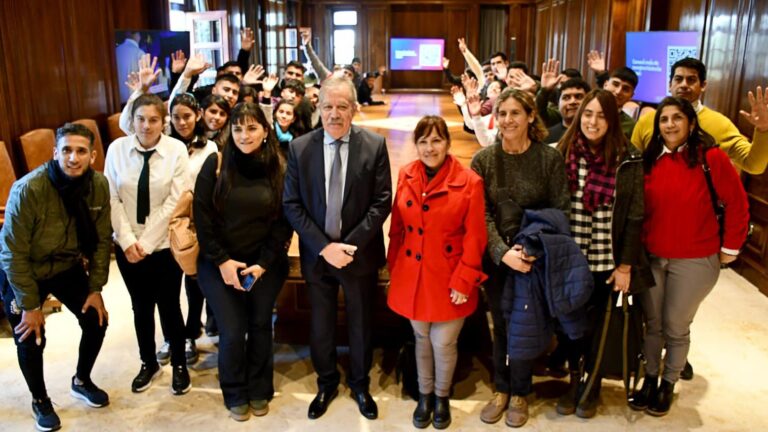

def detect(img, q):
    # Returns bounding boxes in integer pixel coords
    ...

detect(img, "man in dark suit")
[283,76,392,420]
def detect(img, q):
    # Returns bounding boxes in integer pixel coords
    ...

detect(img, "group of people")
[0,27,766,432]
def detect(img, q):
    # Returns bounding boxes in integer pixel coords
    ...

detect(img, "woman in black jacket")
[556,89,653,418]
[194,102,292,421]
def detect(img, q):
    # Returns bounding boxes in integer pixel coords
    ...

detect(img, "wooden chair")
[72,119,106,172]
[107,113,126,143]
[19,128,55,172]
[0,141,17,226]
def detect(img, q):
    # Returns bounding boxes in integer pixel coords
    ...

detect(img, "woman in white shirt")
[105,93,191,396]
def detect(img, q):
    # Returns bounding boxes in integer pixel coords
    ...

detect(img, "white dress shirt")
[186,140,218,190]
[105,133,189,254]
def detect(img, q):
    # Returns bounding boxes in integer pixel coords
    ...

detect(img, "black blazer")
[283,125,392,278]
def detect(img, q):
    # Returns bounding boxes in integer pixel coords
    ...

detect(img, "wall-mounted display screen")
[626,31,700,103]
[115,30,190,104]
[390,38,444,71]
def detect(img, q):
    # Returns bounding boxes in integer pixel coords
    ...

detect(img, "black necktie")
[137,149,155,224]
[324,140,343,240]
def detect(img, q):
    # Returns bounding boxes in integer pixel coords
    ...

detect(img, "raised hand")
[300,28,311,46]
[125,71,141,93]
[183,52,211,78]
[740,86,768,133]
[443,57,450,69]
[457,38,468,54]
[540,58,563,90]
[461,73,478,96]
[467,92,483,117]
[261,73,279,94]
[240,27,255,51]
[242,64,265,85]
[587,50,606,73]
[137,53,161,91]
[451,85,466,106]
[170,50,187,74]
[507,69,537,94]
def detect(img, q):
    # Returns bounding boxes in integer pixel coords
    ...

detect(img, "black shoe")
[131,362,162,393]
[70,376,109,407]
[412,393,434,429]
[576,378,600,419]
[433,395,451,429]
[680,361,694,380]
[171,365,191,395]
[352,391,378,420]
[556,372,581,415]
[307,388,338,419]
[646,379,675,417]
[32,398,61,431]
[628,375,658,411]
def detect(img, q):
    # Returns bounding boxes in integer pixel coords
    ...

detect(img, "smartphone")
[241,274,257,292]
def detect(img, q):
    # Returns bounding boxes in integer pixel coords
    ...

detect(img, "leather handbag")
[168,153,220,275]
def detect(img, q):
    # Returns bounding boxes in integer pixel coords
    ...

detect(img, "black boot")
[432,395,451,429]
[556,371,581,415]
[628,375,658,411]
[576,376,601,419]
[412,393,434,429]
[646,379,675,416]
[680,361,694,380]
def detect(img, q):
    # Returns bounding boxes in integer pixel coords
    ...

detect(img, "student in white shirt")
[104,93,192,396]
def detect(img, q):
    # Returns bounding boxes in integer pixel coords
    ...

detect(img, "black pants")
[564,270,613,374]
[483,261,512,394]
[198,256,288,407]
[1,266,107,400]
[184,275,204,339]
[115,248,185,367]
[307,264,377,394]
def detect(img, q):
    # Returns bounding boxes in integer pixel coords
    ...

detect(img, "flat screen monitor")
[390,38,444,71]
[626,31,700,103]
[115,30,190,104]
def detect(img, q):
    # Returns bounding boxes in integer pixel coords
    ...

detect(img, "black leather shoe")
[680,361,694,380]
[352,391,378,420]
[308,388,338,419]
[628,375,658,411]
[412,393,434,428]
[646,379,674,417]
[433,395,451,429]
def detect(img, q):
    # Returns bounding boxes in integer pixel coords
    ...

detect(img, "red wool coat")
[387,155,488,322]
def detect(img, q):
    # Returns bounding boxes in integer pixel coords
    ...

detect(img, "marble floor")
[2,94,768,431]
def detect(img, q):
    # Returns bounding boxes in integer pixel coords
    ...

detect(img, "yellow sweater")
[631,105,768,175]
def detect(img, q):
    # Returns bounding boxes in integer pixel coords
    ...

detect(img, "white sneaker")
[156,341,171,365]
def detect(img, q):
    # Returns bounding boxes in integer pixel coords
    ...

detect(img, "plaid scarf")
[566,135,616,212]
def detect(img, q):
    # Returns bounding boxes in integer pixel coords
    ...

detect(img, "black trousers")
[563,270,613,374]
[306,263,377,394]
[483,261,512,394]
[184,275,204,339]
[115,248,185,367]
[198,256,288,408]
[1,266,107,400]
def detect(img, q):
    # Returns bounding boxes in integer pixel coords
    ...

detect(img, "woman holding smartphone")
[194,102,292,421]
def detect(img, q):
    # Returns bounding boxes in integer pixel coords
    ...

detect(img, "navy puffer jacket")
[503,209,593,361]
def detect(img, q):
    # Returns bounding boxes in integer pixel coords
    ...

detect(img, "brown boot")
[480,392,509,424]
[505,395,529,428]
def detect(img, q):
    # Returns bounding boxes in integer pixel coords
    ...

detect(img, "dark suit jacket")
[283,125,392,279]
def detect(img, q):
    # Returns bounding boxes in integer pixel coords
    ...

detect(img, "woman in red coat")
[387,115,488,429]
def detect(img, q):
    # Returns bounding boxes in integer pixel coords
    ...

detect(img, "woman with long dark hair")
[193,102,292,421]
[555,89,653,418]
[200,94,232,149]
[629,96,749,416]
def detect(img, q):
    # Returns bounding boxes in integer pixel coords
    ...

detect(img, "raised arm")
[301,29,331,82]
[457,38,486,88]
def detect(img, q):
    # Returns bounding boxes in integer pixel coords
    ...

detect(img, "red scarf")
[566,134,616,212]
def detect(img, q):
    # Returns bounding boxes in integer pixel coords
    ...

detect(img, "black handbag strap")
[495,143,508,190]
[700,151,723,219]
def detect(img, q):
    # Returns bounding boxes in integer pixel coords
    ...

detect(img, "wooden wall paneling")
[699,0,750,120]
[534,1,552,71]
[444,5,472,86]
[548,0,567,69]
[560,0,585,72]
[581,0,611,76]
[509,4,536,66]
[363,6,389,76]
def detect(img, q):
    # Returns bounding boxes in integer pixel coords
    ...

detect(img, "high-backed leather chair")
[0,141,17,225]
[19,128,55,172]
[107,113,126,143]
[72,119,105,172]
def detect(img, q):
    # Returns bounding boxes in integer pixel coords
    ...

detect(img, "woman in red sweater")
[631,97,749,416]
[387,116,488,429]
